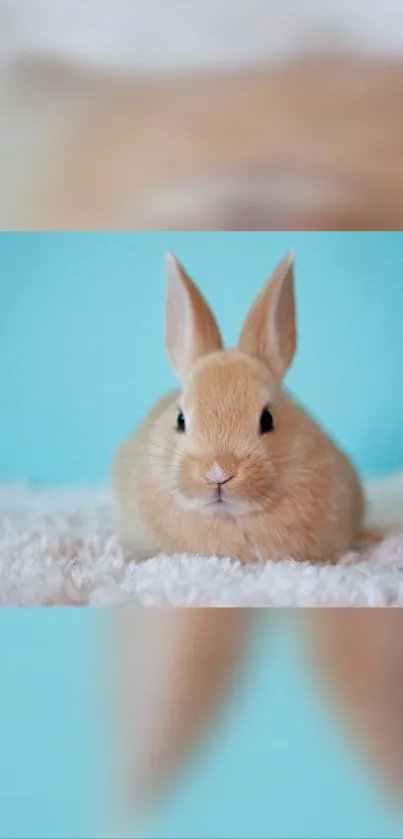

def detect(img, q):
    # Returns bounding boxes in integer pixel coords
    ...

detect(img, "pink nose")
[205,462,229,485]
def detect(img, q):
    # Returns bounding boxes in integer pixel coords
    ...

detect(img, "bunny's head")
[159,251,311,518]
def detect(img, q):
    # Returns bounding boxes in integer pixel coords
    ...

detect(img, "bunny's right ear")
[165,254,223,380]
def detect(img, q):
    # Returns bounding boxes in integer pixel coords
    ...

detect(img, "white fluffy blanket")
[0,476,403,606]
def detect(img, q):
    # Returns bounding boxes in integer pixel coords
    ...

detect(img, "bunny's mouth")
[204,485,230,514]
[175,486,255,517]
[200,491,254,518]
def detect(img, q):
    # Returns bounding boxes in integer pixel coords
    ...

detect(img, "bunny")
[113,252,364,564]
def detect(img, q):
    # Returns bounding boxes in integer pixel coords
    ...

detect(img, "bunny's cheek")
[175,459,212,502]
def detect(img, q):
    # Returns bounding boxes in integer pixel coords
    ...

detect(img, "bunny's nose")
[205,462,231,485]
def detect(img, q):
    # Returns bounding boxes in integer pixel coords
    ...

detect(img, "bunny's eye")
[176,410,186,433]
[259,407,274,434]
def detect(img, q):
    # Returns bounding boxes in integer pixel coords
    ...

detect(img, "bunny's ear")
[165,254,223,380]
[238,252,297,380]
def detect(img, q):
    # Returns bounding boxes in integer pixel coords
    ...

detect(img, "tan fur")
[113,253,364,563]
[358,526,384,544]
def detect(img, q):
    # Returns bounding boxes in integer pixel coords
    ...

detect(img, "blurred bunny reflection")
[115,609,403,825]
[2,1,403,230]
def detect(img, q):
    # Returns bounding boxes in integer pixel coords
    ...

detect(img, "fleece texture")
[0,474,402,606]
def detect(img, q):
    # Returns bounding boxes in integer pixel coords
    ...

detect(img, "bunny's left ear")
[238,251,297,380]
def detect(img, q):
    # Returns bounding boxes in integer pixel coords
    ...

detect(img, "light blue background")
[1,231,403,484]
[0,611,104,839]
